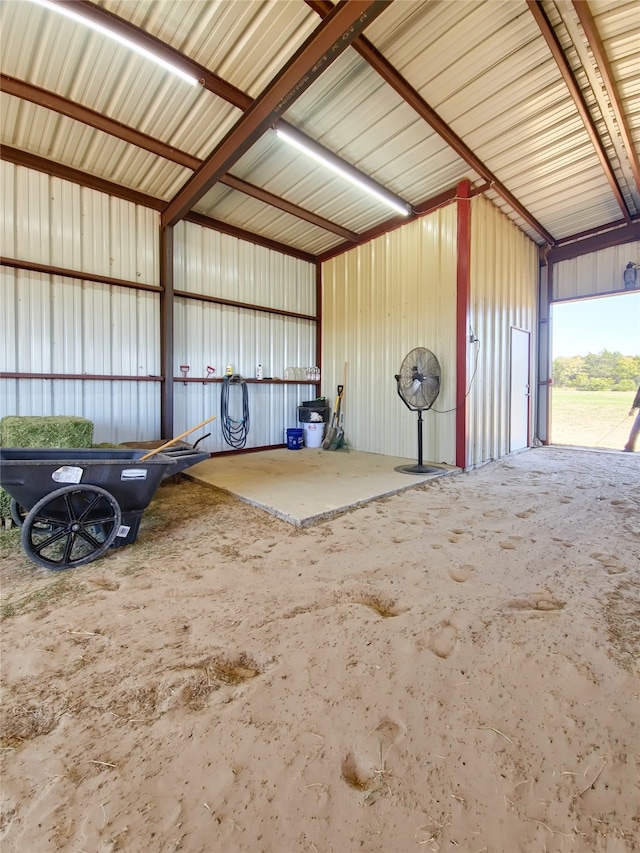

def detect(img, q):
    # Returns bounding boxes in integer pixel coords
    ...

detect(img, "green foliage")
[553,350,640,391]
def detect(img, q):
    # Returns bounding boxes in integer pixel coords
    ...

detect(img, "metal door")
[510,327,530,451]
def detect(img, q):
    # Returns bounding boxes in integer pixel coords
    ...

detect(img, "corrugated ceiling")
[1,0,638,258]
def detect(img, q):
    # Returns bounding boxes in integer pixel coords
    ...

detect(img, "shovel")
[323,362,347,450]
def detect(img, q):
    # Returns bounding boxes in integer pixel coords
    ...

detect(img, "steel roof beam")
[48,1,405,237]
[572,0,640,197]
[72,0,251,110]
[1,73,200,170]
[318,186,460,262]
[161,1,391,228]
[527,0,632,223]
[2,74,357,242]
[305,0,554,246]
[219,175,358,241]
[547,219,640,264]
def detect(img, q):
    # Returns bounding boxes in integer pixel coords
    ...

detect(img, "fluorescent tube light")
[28,0,199,86]
[275,125,411,217]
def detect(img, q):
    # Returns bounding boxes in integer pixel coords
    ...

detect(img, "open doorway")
[550,292,640,450]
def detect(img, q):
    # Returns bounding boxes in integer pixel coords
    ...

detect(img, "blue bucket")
[286,428,304,450]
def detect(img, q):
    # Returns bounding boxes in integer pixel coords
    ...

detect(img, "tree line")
[553,350,640,391]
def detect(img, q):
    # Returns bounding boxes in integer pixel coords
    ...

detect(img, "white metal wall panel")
[0,267,159,375]
[467,195,538,467]
[552,240,640,301]
[321,207,458,464]
[0,378,160,446]
[1,164,161,443]
[1,162,159,285]
[174,221,315,314]
[172,221,317,452]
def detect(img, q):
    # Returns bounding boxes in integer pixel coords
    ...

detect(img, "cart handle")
[138,416,217,461]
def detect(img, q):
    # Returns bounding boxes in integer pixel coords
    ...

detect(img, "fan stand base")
[394,464,443,475]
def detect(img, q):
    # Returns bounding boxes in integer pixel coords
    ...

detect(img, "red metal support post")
[456,180,472,469]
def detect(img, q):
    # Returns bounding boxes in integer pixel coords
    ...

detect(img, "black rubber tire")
[21,485,121,571]
[9,498,27,528]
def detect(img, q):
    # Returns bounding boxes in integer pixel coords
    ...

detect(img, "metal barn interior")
[1,0,639,471]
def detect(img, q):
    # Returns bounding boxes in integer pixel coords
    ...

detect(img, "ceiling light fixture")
[28,0,199,86]
[275,125,411,217]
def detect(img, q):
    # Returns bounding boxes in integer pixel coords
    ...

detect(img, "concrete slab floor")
[185,448,460,527]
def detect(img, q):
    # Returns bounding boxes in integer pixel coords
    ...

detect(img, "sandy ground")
[0,446,638,853]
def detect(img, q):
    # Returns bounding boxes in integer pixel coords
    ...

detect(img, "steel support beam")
[455,180,471,471]
[2,75,356,242]
[572,0,640,196]
[527,0,631,223]
[72,0,251,109]
[160,226,174,439]
[547,219,640,264]
[305,0,554,247]
[161,1,391,228]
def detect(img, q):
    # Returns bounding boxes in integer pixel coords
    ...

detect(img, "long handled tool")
[138,415,217,461]
[323,362,347,450]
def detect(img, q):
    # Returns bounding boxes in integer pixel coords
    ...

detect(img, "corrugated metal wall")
[552,240,640,301]
[2,161,539,462]
[321,207,458,464]
[0,163,318,451]
[0,162,161,445]
[468,195,538,466]
[172,221,317,451]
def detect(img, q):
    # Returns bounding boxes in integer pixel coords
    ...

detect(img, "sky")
[551,292,640,358]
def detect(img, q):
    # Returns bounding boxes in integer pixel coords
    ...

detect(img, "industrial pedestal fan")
[394,347,442,474]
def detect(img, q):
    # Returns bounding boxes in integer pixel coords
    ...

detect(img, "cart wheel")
[21,485,122,570]
[10,498,27,527]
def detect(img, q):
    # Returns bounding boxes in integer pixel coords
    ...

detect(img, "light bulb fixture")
[28,0,199,86]
[274,125,411,217]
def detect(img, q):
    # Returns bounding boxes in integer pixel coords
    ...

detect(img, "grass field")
[550,388,635,450]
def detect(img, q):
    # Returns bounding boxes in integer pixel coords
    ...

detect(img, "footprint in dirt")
[428,621,458,658]
[498,538,520,550]
[504,595,565,612]
[341,717,405,792]
[591,552,627,575]
[448,564,475,583]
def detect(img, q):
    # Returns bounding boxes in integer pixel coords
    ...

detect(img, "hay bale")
[1,416,93,449]
[0,416,94,522]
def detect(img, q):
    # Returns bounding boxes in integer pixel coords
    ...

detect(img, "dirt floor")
[1,447,638,853]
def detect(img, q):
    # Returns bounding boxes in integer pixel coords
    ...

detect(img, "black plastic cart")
[0,447,209,570]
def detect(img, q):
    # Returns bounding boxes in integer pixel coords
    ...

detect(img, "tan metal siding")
[321,207,458,464]
[468,195,538,467]
[552,240,640,301]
